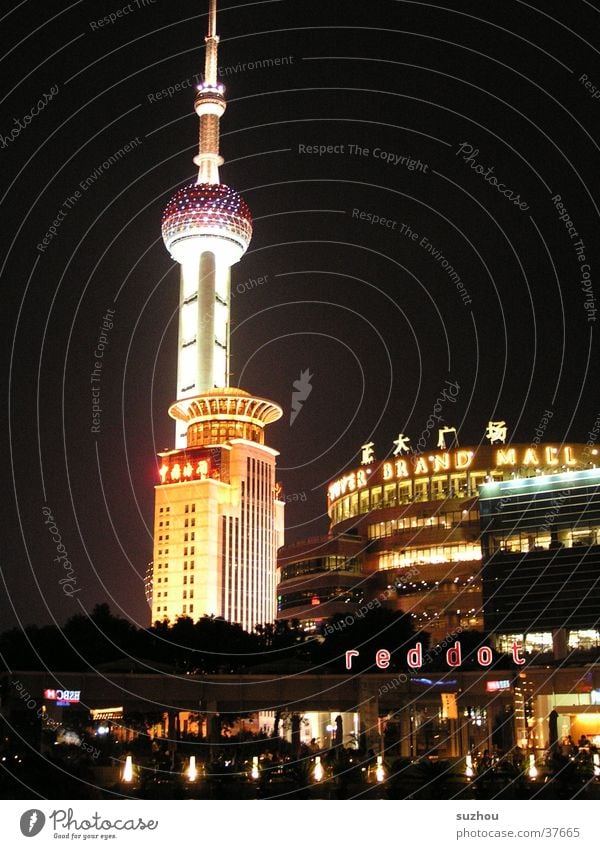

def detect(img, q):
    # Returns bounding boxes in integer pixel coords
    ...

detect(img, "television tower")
[162,0,252,447]
[151,1,284,631]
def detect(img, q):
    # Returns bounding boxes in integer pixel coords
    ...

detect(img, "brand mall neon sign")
[328,445,578,502]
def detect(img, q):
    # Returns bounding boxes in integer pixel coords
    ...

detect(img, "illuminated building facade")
[151,1,284,629]
[481,467,600,656]
[277,437,595,641]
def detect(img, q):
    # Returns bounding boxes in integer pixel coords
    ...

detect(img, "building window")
[190,546,195,555]
[183,590,187,599]
[189,590,194,599]
[190,560,195,568]
[183,605,187,614]
[191,504,195,512]
[184,547,188,556]
[184,576,187,585]
[184,533,188,542]
[157,592,161,598]
[185,505,189,514]
[189,605,194,613]
[191,532,195,541]
[190,575,194,584]
[157,578,161,583]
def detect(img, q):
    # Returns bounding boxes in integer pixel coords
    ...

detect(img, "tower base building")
[152,388,284,631]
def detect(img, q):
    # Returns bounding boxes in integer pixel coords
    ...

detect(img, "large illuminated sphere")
[162,182,253,265]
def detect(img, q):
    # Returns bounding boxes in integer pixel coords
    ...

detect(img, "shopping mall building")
[277,434,600,648]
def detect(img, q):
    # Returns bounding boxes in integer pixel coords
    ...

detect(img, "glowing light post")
[187,756,198,782]
[465,753,474,778]
[528,754,538,779]
[251,756,259,780]
[593,753,600,778]
[313,756,324,782]
[162,0,252,448]
[375,754,385,783]
[122,755,134,783]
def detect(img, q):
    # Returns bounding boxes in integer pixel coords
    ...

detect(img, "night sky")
[1,0,599,632]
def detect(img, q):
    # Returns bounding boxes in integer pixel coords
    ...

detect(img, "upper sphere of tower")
[162,182,253,265]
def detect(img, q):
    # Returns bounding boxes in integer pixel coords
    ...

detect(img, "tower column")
[198,251,216,390]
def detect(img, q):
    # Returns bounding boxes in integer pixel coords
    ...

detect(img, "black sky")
[1,0,599,632]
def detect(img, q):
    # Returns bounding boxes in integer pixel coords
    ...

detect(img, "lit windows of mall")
[277,437,600,648]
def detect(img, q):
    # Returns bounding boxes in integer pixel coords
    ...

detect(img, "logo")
[20,810,46,837]
[290,368,313,425]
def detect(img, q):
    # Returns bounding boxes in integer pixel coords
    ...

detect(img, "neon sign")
[327,444,580,502]
[486,680,511,692]
[44,688,81,705]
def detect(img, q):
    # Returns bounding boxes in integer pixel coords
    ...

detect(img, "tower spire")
[193,0,226,183]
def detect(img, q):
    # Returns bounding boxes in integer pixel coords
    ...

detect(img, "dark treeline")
[0,603,497,674]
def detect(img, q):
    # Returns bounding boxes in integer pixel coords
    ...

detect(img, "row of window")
[367,510,479,540]
[488,525,600,554]
[157,519,196,535]
[494,630,600,654]
[377,543,482,571]
[279,555,361,582]
[330,474,502,525]
[277,586,364,613]
[154,604,195,615]
[156,573,195,584]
